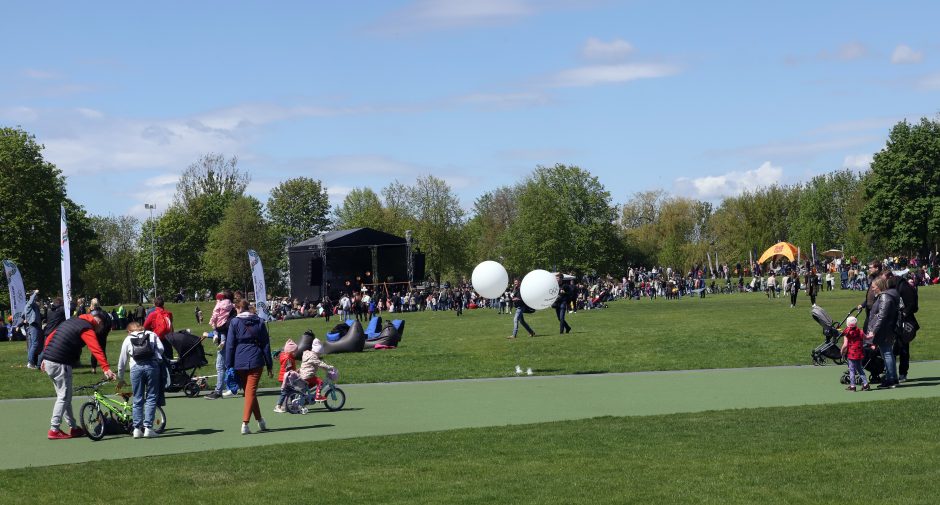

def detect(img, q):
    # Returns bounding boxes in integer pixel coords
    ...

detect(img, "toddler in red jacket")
[840,317,870,391]
[273,339,297,413]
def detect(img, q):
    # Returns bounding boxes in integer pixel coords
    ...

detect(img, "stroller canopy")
[165,331,208,370]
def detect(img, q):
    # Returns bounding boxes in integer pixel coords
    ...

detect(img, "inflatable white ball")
[520,269,559,310]
[471,261,509,299]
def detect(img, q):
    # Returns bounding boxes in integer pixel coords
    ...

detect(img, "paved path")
[5,362,940,469]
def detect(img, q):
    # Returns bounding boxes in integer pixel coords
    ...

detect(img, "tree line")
[2,116,939,304]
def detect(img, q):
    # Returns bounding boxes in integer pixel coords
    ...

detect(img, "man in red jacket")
[42,312,115,439]
[143,297,174,359]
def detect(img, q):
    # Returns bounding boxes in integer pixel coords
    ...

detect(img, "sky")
[2,0,939,221]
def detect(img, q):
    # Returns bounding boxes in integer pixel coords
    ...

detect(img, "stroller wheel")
[184,382,200,398]
[839,374,849,385]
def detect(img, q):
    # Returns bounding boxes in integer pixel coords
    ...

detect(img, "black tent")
[288,228,425,301]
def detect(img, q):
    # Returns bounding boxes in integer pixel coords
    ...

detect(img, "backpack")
[896,297,918,343]
[130,331,155,361]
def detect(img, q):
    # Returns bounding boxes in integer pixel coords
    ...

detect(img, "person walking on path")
[116,322,165,438]
[786,271,801,307]
[225,299,273,434]
[867,276,900,388]
[506,279,536,339]
[840,316,870,391]
[42,312,115,439]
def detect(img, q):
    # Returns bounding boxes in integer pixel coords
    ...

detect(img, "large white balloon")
[520,269,559,310]
[471,261,509,299]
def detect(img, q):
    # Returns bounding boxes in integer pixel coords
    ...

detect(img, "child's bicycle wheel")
[285,392,307,414]
[79,401,107,441]
[323,386,346,412]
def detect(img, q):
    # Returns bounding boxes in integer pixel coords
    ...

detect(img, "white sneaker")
[241,422,250,435]
[526,368,533,376]
[144,428,158,438]
[273,405,285,413]
[132,427,143,439]
[257,418,267,432]
[222,390,235,397]
[515,365,523,375]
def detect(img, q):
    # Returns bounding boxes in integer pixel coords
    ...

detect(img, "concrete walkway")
[5,362,940,469]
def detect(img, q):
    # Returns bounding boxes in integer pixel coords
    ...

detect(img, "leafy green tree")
[404,175,466,281]
[333,188,386,230]
[202,196,280,292]
[267,177,331,244]
[175,153,249,211]
[136,206,204,297]
[0,127,99,299]
[861,117,940,256]
[465,186,517,265]
[83,215,140,303]
[506,164,621,275]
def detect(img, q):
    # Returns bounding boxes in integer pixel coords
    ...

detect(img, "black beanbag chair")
[320,321,366,355]
[365,321,401,349]
[294,330,315,360]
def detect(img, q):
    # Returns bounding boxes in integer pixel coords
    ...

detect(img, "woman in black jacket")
[866,276,900,388]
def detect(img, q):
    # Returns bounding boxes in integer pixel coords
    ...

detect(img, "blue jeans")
[556,306,571,334]
[513,308,534,337]
[27,325,42,366]
[131,360,159,429]
[848,359,868,385]
[214,349,226,394]
[878,341,897,384]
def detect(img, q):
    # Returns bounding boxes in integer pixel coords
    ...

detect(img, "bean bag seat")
[364,316,382,338]
[293,330,315,360]
[326,322,350,342]
[392,319,405,340]
[365,320,400,349]
[321,320,366,355]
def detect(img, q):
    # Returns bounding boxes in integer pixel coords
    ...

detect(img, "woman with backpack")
[116,322,165,438]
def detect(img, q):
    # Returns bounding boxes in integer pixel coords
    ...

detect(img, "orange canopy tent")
[757,242,799,263]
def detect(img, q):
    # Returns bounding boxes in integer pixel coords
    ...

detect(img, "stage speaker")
[309,257,323,286]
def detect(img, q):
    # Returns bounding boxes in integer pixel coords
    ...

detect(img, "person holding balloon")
[507,279,537,339]
[553,273,573,334]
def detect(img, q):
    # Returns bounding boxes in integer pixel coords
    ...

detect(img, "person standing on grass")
[806,268,820,307]
[892,268,919,383]
[116,322,165,438]
[553,273,572,334]
[42,312,115,439]
[506,279,536,339]
[840,316,870,391]
[786,271,801,307]
[143,297,174,359]
[23,289,42,369]
[225,298,273,434]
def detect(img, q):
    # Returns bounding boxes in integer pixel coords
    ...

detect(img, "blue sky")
[2,0,939,220]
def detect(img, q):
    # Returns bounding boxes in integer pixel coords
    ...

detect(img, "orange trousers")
[236,368,263,423]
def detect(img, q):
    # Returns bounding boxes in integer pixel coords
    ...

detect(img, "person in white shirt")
[116,322,165,439]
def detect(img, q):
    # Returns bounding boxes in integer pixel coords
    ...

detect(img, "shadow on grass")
[160,428,225,437]
[896,381,940,389]
[534,369,563,374]
[263,424,334,433]
[904,376,940,383]
[300,407,364,413]
[573,370,609,375]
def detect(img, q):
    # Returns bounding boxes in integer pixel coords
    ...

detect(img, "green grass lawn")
[2,397,938,504]
[2,287,937,399]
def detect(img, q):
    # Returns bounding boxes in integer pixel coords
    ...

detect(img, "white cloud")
[454,91,552,108]
[819,42,868,61]
[807,117,899,135]
[674,162,783,200]
[891,44,923,64]
[843,154,873,170]
[22,68,59,79]
[373,0,535,32]
[916,72,940,90]
[582,37,634,61]
[718,135,881,160]
[551,63,679,87]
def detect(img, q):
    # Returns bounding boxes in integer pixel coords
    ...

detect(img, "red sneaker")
[315,395,328,402]
[70,427,86,438]
[47,429,71,440]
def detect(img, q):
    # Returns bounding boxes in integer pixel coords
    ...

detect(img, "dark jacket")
[225,313,273,371]
[42,314,111,370]
[868,288,899,347]
[44,305,66,337]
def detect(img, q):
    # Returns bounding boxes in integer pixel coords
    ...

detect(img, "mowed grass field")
[1,287,938,503]
[1,287,938,399]
[2,398,939,504]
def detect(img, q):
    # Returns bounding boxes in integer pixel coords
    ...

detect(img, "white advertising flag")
[61,205,72,319]
[2,259,27,323]
[248,249,269,321]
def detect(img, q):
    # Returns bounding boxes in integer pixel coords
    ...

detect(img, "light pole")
[145,203,157,301]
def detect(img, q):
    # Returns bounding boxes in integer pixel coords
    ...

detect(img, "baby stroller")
[810,306,885,384]
[163,330,212,397]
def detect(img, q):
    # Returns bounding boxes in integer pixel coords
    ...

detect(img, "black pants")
[790,292,798,306]
[894,339,911,377]
[556,306,571,334]
[809,292,817,305]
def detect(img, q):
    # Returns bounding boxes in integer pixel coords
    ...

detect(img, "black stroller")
[163,330,212,397]
[810,306,885,384]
